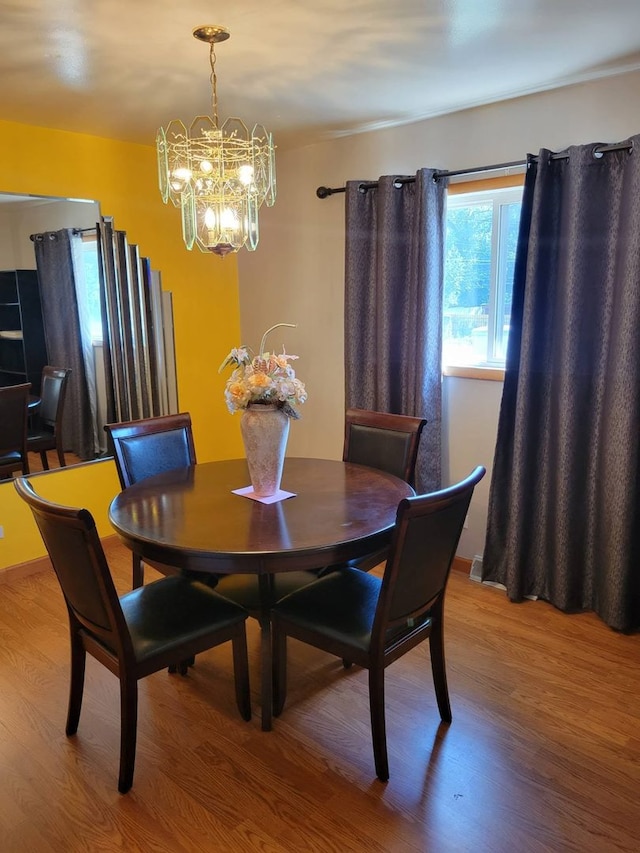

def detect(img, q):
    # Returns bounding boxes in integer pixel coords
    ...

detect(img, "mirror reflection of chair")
[14,477,251,794]
[104,413,198,589]
[0,382,31,479]
[27,366,72,470]
[271,466,486,782]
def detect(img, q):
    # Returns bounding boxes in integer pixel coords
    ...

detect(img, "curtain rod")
[315,140,633,198]
[30,227,96,241]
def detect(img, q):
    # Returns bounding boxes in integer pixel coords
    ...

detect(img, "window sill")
[443,365,505,381]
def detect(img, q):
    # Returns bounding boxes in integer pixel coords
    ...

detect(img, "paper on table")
[232,486,296,504]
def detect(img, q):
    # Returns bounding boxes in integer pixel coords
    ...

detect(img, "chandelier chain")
[209,42,219,129]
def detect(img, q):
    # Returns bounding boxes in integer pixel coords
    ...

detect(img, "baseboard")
[0,554,51,585]
[0,534,121,585]
[452,555,472,574]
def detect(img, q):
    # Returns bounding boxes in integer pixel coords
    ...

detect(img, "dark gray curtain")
[483,135,640,632]
[32,229,95,460]
[344,170,446,492]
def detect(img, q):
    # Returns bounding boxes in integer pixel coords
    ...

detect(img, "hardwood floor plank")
[0,538,638,852]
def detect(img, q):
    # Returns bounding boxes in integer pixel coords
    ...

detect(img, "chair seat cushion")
[273,568,382,652]
[214,570,319,611]
[318,547,388,578]
[27,429,54,442]
[119,575,247,663]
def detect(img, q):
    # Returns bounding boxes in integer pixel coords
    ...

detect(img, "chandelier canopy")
[156,26,276,258]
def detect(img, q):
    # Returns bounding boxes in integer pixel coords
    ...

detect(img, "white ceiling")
[1,0,640,152]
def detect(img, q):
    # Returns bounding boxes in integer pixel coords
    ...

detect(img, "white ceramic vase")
[240,403,290,496]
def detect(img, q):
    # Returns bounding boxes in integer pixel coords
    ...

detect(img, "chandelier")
[156,26,276,257]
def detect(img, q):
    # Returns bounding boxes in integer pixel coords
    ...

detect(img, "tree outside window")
[443,185,522,368]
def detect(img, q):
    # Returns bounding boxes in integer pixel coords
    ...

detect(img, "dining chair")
[104,413,198,588]
[321,407,428,576]
[271,466,486,782]
[14,476,251,794]
[27,366,72,470]
[343,407,427,488]
[0,382,31,479]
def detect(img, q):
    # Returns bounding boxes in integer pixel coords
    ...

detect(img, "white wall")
[239,70,640,559]
[0,196,100,270]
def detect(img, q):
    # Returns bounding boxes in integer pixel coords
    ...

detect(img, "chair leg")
[132,553,144,589]
[56,444,66,468]
[271,625,287,717]
[368,665,389,782]
[429,604,452,723]
[65,632,86,736]
[118,673,138,794]
[232,628,252,722]
[39,450,50,471]
[168,654,195,675]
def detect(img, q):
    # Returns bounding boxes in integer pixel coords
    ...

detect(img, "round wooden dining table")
[108,457,415,729]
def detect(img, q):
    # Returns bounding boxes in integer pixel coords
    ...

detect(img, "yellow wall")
[0,119,245,571]
[0,461,121,567]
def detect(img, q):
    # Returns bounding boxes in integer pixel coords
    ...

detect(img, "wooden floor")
[24,448,84,474]
[0,540,638,853]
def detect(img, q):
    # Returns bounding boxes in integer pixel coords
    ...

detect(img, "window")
[79,236,103,342]
[443,183,523,370]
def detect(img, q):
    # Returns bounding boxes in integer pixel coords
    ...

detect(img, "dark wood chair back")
[272,466,486,782]
[343,408,427,488]
[376,466,485,642]
[105,412,197,490]
[27,366,72,469]
[334,408,427,574]
[13,476,251,793]
[16,477,128,651]
[104,413,197,587]
[0,382,31,478]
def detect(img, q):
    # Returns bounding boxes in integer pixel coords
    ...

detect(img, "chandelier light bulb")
[156,25,276,256]
[238,164,254,186]
[220,207,239,230]
[204,207,217,229]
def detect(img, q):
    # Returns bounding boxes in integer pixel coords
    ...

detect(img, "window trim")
[443,364,505,381]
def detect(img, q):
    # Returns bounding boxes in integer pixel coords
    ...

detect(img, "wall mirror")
[0,192,178,467]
